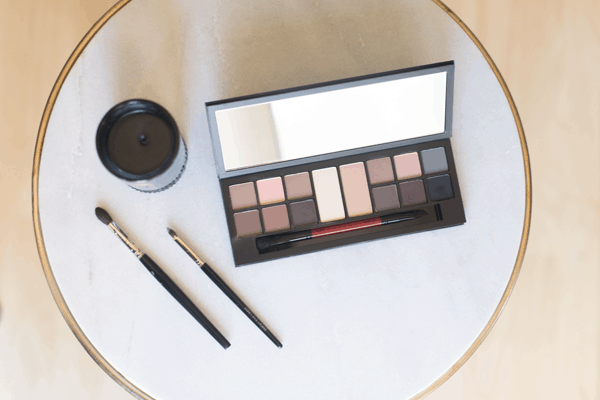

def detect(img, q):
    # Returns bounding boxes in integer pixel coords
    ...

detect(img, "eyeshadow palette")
[206,61,466,266]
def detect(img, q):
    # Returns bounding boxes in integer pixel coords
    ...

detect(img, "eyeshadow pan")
[284,172,313,200]
[372,184,401,212]
[262,204,290,232]
[426,174,454,201]
[421,147,448,174]
[394,152,422,180]
[312,167,345,223]
[234,210,262,237]
[290,200,318,227]
[256,177,285,205]
[339,162,372,217]
[229,182,257,210]
[366,157,394,185]
[399,179,427,206]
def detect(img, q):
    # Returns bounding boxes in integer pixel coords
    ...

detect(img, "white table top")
[34,0,530,399]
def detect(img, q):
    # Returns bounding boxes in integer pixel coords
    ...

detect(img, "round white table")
[33,0,531,399]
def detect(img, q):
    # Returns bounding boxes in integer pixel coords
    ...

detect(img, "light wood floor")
[1,0,598,398]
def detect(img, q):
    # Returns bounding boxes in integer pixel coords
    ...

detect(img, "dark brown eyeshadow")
[289,200,318,227]
[398,179,427,206]
[371,185,401,212]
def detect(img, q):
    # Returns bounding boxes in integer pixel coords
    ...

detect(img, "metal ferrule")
[108,222,144,259]
[173,235,205,266]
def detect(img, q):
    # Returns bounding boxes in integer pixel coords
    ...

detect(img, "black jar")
[96,99,187,192]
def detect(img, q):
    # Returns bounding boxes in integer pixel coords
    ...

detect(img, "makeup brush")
[256,208,428,253]
[168,228,282,348]
[95,207,230,349]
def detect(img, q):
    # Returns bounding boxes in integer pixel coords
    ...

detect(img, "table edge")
[31,1,532,399]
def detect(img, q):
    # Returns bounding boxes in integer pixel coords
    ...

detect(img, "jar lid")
[96,99,180,181]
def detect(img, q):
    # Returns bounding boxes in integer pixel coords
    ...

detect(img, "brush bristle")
[95,207,113,225]
[167,228,177,238]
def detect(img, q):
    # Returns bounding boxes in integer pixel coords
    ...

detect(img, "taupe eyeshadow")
[234,210,262,237]
[366,157,394,184]
[262,204,290,232]
[372,185,400,212]
[289,200,318,227]
[398,179,427,206]
[284,172,313,200]
[229,182,257,210]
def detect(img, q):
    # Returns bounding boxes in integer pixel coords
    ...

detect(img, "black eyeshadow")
[426,174,454,201]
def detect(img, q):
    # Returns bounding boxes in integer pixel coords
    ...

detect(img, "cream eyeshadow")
[312,167,346,223]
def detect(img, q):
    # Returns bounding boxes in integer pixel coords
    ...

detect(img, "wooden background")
[0,0,598,398]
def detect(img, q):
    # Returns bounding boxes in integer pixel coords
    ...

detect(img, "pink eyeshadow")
[394,152,422,180]
[256,177,285,205]
[339,162,373,217]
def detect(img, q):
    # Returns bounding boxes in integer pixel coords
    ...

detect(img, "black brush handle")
[201,263,282,348]
[255,229,312,252]
[140,255,231,349]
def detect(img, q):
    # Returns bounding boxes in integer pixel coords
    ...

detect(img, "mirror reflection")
[216,72,447,171]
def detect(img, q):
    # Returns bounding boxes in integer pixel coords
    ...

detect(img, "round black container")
[96,99,187,192]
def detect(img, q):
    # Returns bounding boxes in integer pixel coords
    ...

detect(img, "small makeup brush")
[95,207,230,349]
[256,208,428,253]
[168,228,282,348]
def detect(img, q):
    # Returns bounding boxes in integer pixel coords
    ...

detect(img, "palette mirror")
[215,72,448,172]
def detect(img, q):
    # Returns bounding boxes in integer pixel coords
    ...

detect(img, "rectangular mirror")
[214,71,447,172]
